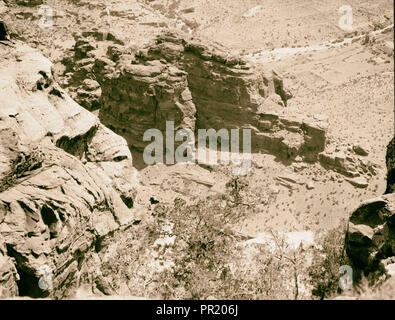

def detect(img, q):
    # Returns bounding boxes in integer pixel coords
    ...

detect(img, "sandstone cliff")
[345,136,395,280]
[58,28,386,188]
[0,39,141,298]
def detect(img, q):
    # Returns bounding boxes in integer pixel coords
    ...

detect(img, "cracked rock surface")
[0,40,142,298]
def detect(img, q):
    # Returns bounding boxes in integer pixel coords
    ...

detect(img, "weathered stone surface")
[75,79,102,111]
[0,236,19,298]
[348,223,374,243]
[256,107,328,160]
[100,61,196,151]
[15,0,43,7]
[386,137,395,194]
[0,41,139,298]
[306,181,315,190]
[346,194,395,275]
[139,162,224,205]
[0,21,8,41]
[346,136,395,279]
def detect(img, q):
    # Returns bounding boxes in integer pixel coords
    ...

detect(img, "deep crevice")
[5,244,49,298]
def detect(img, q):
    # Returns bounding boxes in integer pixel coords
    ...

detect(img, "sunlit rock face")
[345,137,395,280]
[0,40,140,298]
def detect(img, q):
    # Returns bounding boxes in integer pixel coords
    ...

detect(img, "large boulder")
[385,137,395,194]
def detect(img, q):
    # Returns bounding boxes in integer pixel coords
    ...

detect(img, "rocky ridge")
[0,0,392,299]
[60,30,331,162]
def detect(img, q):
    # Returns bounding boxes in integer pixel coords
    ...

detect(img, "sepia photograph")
[0,0,394,308]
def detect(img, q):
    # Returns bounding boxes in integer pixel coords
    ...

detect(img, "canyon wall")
[60,30,330,162]
[0,39,141,298]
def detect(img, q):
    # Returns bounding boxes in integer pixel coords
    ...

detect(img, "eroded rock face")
[345,136,395,279]
[107,31,295,154]
[0,40,140,298]
[319,144,379,183]
[255,107,327,161]
[385,137,395,194]
[100,54,197,151]
[15,0,43,6]
[60,30,302,158]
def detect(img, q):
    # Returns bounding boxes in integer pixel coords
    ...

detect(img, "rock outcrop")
[61,30,391,178]
[255,107,327,161]
[59,30,317,160]
[0,39,140,298]
[345,136,395,280]
[385,137,395,194]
